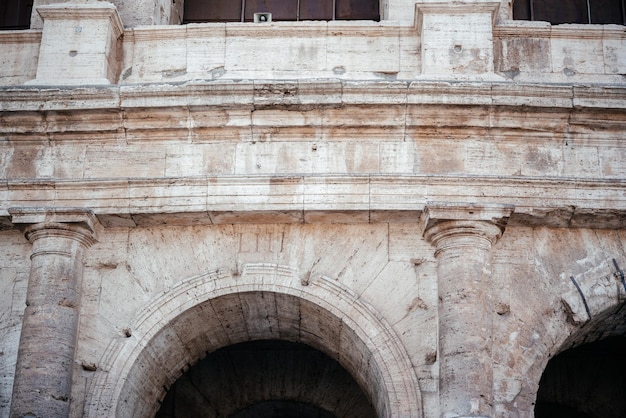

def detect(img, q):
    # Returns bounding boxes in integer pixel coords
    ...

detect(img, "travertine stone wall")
[0,220,625,416]
[417,2,500,77]
[0,0,624,417]
[0,232,30,416]
[1,1,625,85]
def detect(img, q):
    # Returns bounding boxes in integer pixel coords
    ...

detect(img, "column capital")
[421,202,514,251]
[9,207,101,247]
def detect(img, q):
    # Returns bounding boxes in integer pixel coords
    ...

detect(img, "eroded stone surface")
[0,1,625,417]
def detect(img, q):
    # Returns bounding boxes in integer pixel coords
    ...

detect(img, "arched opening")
[535,302,626,418]
[86,266,422,417]
[118,291,386,417]
[154,339,377,417]
[535,336,626,418]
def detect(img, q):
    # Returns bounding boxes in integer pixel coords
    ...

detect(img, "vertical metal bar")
[530,0,534,21]
[333,0,336,20]
[297,0,300,20]
[241,0,246,21]
[570,276,592,320]
[587,0,592,23]
[613,259,626,294]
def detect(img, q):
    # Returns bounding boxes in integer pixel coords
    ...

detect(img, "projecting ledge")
[1,175,626,229]
[3,81,626,112]
[2,207,626,230]
[420,202,514,232]
[8,207,102,246]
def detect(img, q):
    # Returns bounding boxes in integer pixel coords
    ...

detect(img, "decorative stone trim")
[415,1,502,31]
[421,202,513,232]
[423,219,505,257]
[2,176,625,230]
[36,2,124,39]
[10,207,101,245]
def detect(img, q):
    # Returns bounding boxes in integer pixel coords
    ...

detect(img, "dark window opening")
[535,336,626,418]
[513,0,626,24]
[183,0,380,24]
[0,0,33,30]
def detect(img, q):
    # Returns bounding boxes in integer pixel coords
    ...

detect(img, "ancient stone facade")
[0,0,625,417]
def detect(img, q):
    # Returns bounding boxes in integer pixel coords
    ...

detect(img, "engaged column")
[9,208,100,418]
[422,203,513,418]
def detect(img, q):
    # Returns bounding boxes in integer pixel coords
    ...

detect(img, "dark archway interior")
[535,336,626,418]
[154,340,377,418]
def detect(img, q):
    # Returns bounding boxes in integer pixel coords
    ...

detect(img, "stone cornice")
[1,176,624,229]
[36,2,124,39]
[1,81,625,112]
[125,20,411,43]
[414,1,502,33]
[420,202,513,254]
[0,81,624,146]
[420,202,514,231]
[9,207,101,246]
[0,30,42,43]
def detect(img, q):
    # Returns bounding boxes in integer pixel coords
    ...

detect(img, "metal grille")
[513,0,626,24]
[184,0,379,23]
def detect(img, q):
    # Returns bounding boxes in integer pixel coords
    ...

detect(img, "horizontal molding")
[2,81,625,113]
[1,175,625,229]
[1,82,624,145]
[0,30,42,44]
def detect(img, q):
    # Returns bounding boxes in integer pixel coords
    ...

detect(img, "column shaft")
[431,222,501,417]
[422,203,512,418]
[9,209,99,418]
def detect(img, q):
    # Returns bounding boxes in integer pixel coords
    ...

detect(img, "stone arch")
[533,296,626,417]
[85,263,422,417]
[515,267,626,414]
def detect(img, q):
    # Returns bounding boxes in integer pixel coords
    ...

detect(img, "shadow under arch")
[85,263,422,417]
[499,267,626,416]
[155,339,378,417]
[534,301,626,418]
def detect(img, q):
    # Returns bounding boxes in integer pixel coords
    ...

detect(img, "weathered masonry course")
[1,0,626,417]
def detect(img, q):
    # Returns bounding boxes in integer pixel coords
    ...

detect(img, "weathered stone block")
[417,2,500,76]
[26,2,123,85]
